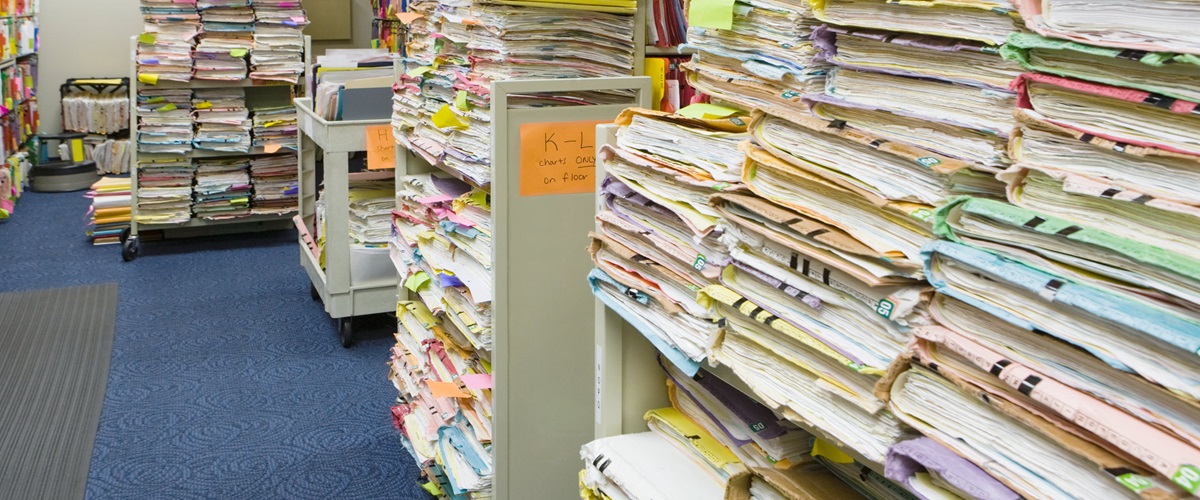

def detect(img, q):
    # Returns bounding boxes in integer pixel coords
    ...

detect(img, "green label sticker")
[711,182,730,191]
[749,422,766,432]
[693,254,707,271]
[1173,465,1200,494]
[910,208,933,222]
[875,299,895,319]
[730,117,745,126]
[781,90,799,99]
[916,156,941,167]
[1116,473,1154,493]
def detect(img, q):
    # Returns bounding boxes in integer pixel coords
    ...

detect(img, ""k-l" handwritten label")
[519,120,606,196]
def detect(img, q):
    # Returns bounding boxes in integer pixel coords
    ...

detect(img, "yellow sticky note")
[421,482,442,496]
[688,0,735,30]
[195,101,213,109]
[405,65,433,78]
[455,90,469,111]
[146,97,165,104]
[70,139,84,163]
[431,105,468,130]
[677,103,743,120]
[137,33,156,44]
[263,120,283,128]
[404,271,431,292]
[156,103,177,113]
[395,11,424,24]
[138,74,159,85]
[230,48,248,58]
[264,144,283,153]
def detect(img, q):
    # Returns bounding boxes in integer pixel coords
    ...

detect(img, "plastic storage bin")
[350,245,398,286]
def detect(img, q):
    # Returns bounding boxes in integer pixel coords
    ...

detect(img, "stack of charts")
[249,0,309,83]
[192,157,252,219]
[347,179,396,245]
[135,89,194,154]
[136,0,199,83]
[248,154,297,215]
[250,105,298,151]
[574,0,1200,498]
[86,176,132,245]
[391,0,636,186]
[135,158,195,224]
[192,88,251,153]
[389,173,494,498]
[194,0,254,80]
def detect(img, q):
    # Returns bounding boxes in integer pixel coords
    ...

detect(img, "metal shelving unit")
[294,97,397,347]
[121,35,311,261]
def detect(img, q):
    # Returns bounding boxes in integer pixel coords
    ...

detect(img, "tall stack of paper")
[250,105,298,151]
[392,1,635,186]
[136,0,199,83]
[192,157,252,219]
[136,89,193,154]
[86,176,132,245]
[192,88,251,153]
[249,0,309,84]
[135,158,194,224]
[194,0,254,81]
[389,173,494,498]
[248,154,297,215]
[347,179,394,246]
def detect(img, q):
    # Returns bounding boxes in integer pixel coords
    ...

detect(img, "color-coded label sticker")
[138,74,159,85]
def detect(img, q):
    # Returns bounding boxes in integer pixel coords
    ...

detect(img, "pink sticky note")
[416,194,453,205]
[427,380,470,399]
[461,374,492,390]
[290,16,306,23]
[445,213,476,228]
[395,11,424,24]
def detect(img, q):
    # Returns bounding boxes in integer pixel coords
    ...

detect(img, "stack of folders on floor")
[577,0,1200,498]
[249,0,309,84]
[647,0,686,47]
[251,106,298,151]
[136,89,194,154]
[86,176,132,245]
[194,0,254,81]
[248,154,297,215]
[135,158,194,224]
[192,88,251,153]
[192,157,251,220]
[389,173,494,499]
[347,179,395,246]
[391,0,636,187]
[137,0,200,83]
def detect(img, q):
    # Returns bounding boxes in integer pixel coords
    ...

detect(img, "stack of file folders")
[573,0,1200,498]
[192,157,251,220]
[85,138,133,176]
[136,88,193,154]
[389,172,494,498]
[347,179,396,246]
[86,176,132,245]
[248,154,297,215]
[249,0,309,84]
[646,0,686,47]
[135,158,194,224]
[194,0,254,81]
[391,0,636,187]
[250,105,298,151]
[192,88,251,153]
[137,0,200,83]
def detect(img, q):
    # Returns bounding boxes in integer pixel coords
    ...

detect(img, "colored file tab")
[455,90,470,111]
[137,33,156,44]
[432,105,469,130]
[461,373,493,390]
[395,11,424,24]
[676,103,742,120]
[687,0,734,30]
[230,48,248,58]
[427,380,471,399]
[405,271,431,292]
[137,74,159,85]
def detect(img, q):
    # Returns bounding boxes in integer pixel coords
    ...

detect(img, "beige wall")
[38,0,371,134]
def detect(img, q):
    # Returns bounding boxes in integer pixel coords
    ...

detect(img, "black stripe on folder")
[822,268,831,285]
[733,298,748,309]
[1079,133,1095,143]
[827,119,847,129]
[1056,226,1082,236]
[869,139,888,149]
[1018,375,1042,396]
[802,259,811,276]
[989,359,1011,376]
[1117,49,1148,60]
[1045,279,1065,294]
[1099,188,1122,198]
[749,306,765,318]
[789,254,798,269]
[806,228,829,239]
[1023,216,1046,229]
[764,315,781,326]
[1143,94,1177,110]
[1132,194,1154,204]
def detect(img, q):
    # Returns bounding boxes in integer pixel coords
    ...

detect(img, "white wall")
[38,0,371,134]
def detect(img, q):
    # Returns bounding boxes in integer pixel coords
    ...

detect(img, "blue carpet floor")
[0,190,427,499]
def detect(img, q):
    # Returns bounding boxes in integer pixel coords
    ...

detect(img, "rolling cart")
[295,97,398,347]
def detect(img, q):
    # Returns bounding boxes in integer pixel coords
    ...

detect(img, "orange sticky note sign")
[395,11,424,24]
[519,120,606,197]
[428,380,470,399]
[264,143,282,153]
[365,124,395,170]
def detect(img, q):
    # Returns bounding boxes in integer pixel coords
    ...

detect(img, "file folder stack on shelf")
[247,153,297,215]
[135,88,194,154]
[86,176,132,246]
[191,88,251,153]
[347,179,394,247]
[586,0,1200,499]
[134,157,195,224]
[389,173,494,498]
[191,157,251,220]
[646,0,686,47]
[390,0,636,187]
[250,105,298,151]
[136,0,200,83]
[249,0,309,84]
[194,0,254,81]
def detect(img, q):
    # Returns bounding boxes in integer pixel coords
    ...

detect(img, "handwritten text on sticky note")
[518,120,606,197]
[365,124,395,170]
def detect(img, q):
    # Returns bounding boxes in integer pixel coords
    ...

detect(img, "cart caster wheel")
[121,236,140,262]
[338,317,354,348]
[310,283,320,301]
[119,227,131,244]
